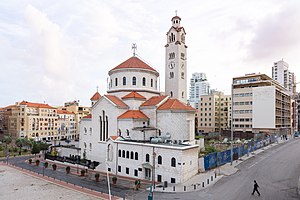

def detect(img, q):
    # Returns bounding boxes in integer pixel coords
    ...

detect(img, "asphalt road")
[134,138,300,200]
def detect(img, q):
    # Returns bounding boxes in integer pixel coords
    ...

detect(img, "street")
[134,138,300,200]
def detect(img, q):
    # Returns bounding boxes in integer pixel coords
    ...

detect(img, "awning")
[142,163,153,169]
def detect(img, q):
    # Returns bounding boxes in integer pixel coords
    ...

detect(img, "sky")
[1,0,300,107]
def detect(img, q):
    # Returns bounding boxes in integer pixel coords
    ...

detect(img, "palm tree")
[15,138,24,155]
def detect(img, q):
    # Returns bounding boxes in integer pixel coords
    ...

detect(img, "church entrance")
[145,168,151,180]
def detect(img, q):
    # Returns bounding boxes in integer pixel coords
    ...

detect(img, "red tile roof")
[105,95,128,108]
[110,136,118,140]
[171,15,181,20]
[118,110,149,119]
[110,56,158,73]
[20,101,54,109]
[157,99,196,111]
[83,114,92,119]
[122,91,146,100]
[90,92,101,101]
[57,110,74,115]
[140,96,168,107]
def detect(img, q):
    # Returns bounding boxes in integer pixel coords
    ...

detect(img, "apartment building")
[59,100,90,139]
[189,72,210,109]
[232,73,291,136]
[198,91,231,133]
[5,101,59,141]
[295,93,300,132]
[57,110,76,140]
[272,60,296,95]
[0,105,16,138]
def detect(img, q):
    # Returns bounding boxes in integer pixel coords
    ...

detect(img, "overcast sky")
[1,0,300,107]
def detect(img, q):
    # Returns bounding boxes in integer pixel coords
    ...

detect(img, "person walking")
[252,180,260,196]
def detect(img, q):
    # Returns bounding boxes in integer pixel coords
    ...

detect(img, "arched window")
[118,129,121,136]
[151,79,153,87]
[135,152,138,160]
[122,150,125,158]
[126,151,129,158]
[130,151,134,159]
[84,142,87,148]
[182,91,184,98]
[115,78,118,86]
[107,144,113,161]
[132,77,136,85]
[142,77,146,86]
[126,129,129,136]
[170,91,173,97]
[123,77,126,85]
[146,154,150,162]
[171,157,176,167]
[110,79,112,88]
[158,155,162,164]
[90,143,92,149]
[118,149,121,157]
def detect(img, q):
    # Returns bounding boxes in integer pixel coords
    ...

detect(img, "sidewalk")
[155,136,293,193]
[0,161,121,200]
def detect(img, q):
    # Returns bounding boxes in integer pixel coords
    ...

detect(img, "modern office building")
[189,72,210,109]
[232,73,291,136]
[197,91,231,133]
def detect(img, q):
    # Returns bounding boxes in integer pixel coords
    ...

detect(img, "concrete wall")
[253,86,275,129]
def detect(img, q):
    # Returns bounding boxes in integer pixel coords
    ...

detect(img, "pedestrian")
[252,180,260,196]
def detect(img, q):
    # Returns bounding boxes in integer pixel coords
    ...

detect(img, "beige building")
[232,73,291,136]
[6,101,59,141]
[197,91,231,133]
[59,100,91,139]
[57,110,76,140]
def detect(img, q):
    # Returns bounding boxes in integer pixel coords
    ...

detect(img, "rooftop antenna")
[132,43,137,56]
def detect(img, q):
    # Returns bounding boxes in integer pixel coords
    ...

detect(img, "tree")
[15,138,25,155]
[39,142,50,158]
[31,142,41,156]
[3,136,12,152]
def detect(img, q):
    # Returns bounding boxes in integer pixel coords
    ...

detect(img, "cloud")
[247,2,300,61]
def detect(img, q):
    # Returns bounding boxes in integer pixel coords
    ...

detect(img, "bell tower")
[165,14,187,103]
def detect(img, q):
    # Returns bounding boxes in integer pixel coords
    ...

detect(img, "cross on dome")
[132,43,137,56]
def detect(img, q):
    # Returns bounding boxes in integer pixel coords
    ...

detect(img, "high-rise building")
[189,72,210,109]
[232,73,291,137]
[272,60,296,95]
[295,93,300,132]
[197,91,231,133]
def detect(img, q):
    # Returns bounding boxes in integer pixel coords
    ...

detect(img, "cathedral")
[79,15,199,184]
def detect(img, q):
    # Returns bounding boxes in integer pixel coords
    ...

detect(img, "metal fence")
[204,135,276,170]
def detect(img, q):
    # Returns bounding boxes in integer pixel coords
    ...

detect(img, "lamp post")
[231,81,234,165]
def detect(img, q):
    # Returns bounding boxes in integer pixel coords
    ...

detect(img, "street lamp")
[231,81,234,165]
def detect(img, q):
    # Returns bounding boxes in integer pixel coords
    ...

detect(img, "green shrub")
[13,147,18,152]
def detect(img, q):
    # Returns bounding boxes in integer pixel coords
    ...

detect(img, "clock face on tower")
[168,61,175,69]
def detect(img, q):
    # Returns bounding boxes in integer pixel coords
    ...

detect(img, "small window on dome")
[115,78,118,86]
[142,77,146,86]
[123,77,126,86]
[151,79,153,87]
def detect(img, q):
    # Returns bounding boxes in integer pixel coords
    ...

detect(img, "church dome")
[109,56,158,75]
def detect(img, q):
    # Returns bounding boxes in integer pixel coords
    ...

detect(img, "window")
[142,77,146,86]
[171,178,176,183]
[123,77,126,85]
[118,150,121,157]
[118,166,121,172]
[134,169,138,177]
[126,167,129,174]
[157,175,162,182]
[130,151,134,159]
[135,152,138,160]
[151,79,153,87]
[171,157,176,167]
[132,77,136,85]
[158,155,162,164]
[126,129,129,136]
[122,150,125,158]
[126,151,129,158]
[146,154,150,162]
[115,78,118,86]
